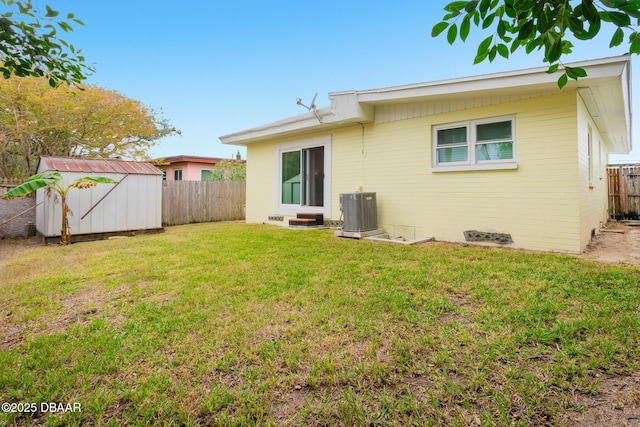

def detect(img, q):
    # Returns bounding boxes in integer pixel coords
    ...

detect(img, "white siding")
[373,89,560,124]
[35,170,162,237]
[577,94,610,251]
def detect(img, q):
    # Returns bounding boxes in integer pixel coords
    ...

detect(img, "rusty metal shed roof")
[39,156,162,175]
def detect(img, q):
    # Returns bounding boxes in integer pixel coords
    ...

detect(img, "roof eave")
[220,97,375,146]
[577,59,632,154]
[353,55,629,103]
[219,55,632,151]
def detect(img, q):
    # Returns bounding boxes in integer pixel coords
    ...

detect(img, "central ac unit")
[340,192,378,232]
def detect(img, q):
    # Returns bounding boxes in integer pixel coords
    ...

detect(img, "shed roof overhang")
[38,156,163,175]
[219,55,632,154]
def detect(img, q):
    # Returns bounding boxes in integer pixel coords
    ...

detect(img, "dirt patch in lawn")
[0,236,42,265]
[581,222,640,265]
[558,373,640,426]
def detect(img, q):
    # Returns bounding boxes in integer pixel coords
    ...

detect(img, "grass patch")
[1,222,639,426]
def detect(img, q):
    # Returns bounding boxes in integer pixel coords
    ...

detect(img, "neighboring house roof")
[219,55,632,154]
[159,155,228,165]
[153,155,246,167]
[38,156,162,175]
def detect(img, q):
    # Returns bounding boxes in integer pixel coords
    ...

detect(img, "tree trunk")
[60,193,70,244]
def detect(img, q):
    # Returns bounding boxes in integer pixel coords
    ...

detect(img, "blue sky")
[30,1,640,162]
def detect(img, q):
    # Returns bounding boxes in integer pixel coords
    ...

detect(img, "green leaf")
[497,43,509,58]
[447,23,458,44]
[488,45,497,61]
[1,172,62,200]
[573,66,587,78]
[482,12,496,29]
[461,14,471,41]
[561,39,575,55]
[444,1,470,11]
[473,11,481,25]
[608,11,632,26]
[510,39,521,53]
[474,50,489,64]
[69,176,118,188]
[565,66,587,79]
[610,27,625,47]
[546,38,563,62]
[465,0,479,13]
[479,0,491,16]
[44,5,59,18]
[525,37,542,54]
[581,0,599,22]
[619,5,640,19]
[432,21,449,37]
[630,33,640,54]
[573,18,601,40]
[444,1,467,16]
[58,21,72,32]
[478,34,493,53]
[497,18,507,37]
[557,73,569,89]
[568,17,584,35]
[546,63,560,74]
[518,20,534,40]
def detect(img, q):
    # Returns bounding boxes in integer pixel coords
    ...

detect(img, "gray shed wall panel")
[35,168,162,237]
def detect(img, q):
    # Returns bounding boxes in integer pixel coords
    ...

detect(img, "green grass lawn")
[1,222,639,426]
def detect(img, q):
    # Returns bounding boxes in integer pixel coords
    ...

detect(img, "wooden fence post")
[161,180,246,226]
[607,164,640,220]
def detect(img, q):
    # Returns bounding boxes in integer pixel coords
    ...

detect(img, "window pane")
[201,170,213,181]
[477,142,513,161]
[282,151,301,204]
[438,146,468,163]
[477,121,511,141]
[437,127,467,146]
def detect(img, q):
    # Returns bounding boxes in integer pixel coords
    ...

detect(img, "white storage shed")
[36,156,164,242]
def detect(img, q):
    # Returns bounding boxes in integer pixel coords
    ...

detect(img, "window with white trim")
[275,136,331,217]
[433,116,517,171]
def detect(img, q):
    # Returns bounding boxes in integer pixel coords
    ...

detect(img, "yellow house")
[220,56,632,254]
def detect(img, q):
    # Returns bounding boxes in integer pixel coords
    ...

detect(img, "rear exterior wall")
[246,91,588,253]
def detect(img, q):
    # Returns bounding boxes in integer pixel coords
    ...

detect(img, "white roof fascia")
[220,99,374,146]
[352,56,629,104]
[220,107,333,145]
[621,59,633,153]
[220,55,631,149]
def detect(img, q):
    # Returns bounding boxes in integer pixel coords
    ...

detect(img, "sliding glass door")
[281,146,324,207]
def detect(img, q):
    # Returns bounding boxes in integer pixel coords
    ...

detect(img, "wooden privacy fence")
[0,177,32,198]
[607,164,640,219]
[162,180,246,226]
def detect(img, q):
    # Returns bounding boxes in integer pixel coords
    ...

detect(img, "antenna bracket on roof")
[296,93,323,123]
